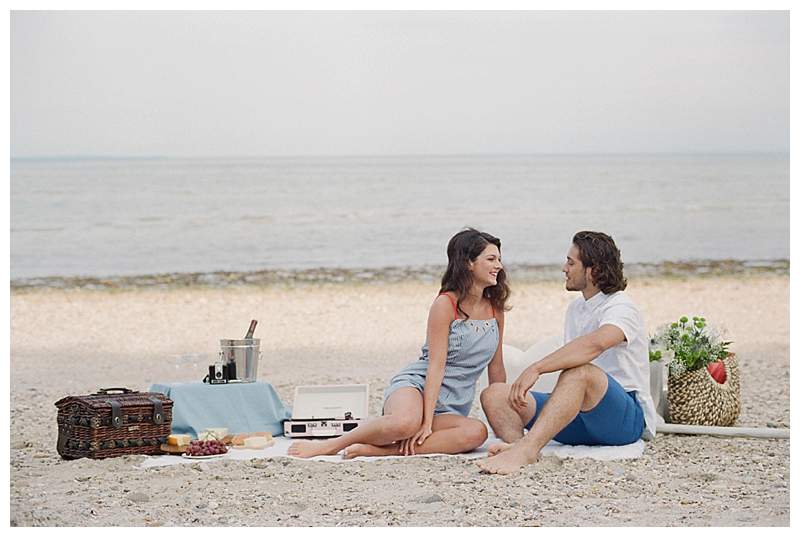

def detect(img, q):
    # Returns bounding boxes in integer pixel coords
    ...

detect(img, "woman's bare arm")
[420,295,454,425]
[486,308,506,384]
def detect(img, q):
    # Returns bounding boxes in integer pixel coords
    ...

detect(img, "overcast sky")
[10,11,789,157]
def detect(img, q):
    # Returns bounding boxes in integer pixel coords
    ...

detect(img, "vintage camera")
[203,359,238,384]
[206,361,237,384]
[209,362,228,384]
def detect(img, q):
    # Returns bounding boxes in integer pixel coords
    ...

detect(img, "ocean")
[10,153,789,281]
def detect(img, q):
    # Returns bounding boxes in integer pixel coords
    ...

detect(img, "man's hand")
[508,365,540,411]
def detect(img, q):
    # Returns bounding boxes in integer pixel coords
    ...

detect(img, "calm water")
[10,154,789,280]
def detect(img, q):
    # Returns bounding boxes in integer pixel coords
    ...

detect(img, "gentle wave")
[10,259,789,291]
[11,154,789,279]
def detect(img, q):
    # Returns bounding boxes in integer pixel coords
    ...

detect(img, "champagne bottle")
[245,319,258,339]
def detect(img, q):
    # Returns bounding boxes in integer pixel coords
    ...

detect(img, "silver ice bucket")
[219,338,261,382]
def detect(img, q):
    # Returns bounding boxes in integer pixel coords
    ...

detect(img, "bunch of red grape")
[186,439,228,456]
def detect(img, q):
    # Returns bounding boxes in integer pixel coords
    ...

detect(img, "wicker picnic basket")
[667,353,740,426]
[55,387,173,460]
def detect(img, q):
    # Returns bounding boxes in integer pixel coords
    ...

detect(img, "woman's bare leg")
[287,387,422,458]
[343,414,488,458]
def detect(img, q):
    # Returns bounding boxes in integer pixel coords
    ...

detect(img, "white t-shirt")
[564,290,657,440]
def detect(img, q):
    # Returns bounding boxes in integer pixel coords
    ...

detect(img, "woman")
[288,228,510,459]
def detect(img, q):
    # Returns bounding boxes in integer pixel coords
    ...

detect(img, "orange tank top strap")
[438,292,458,320]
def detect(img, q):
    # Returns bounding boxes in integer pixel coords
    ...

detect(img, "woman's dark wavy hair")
[572,231,627,294]
[439,228,511,319]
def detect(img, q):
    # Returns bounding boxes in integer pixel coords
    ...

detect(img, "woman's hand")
[400,424,433,456]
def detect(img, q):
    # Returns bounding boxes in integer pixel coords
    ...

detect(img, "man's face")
[562,244,590,291]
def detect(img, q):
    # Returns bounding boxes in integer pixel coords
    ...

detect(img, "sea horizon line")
[10,151,790,162]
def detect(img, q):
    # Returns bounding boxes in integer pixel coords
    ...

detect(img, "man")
[476,231,656,475]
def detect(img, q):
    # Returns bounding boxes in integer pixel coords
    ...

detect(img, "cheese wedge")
[243,436,271,449]
[199,428,228,441]
[167,434,191,447]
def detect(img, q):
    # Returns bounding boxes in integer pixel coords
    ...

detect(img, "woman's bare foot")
[343,443,400,459]
[287,439,341,458]
[487,442,513,456]
[475,443,539,475]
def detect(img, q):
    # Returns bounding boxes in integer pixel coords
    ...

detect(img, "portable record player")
[284,384,368,438]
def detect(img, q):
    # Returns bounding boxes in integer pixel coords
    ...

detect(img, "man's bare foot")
[287,439,341,458]
[475,443,539,475]
[343,443,400,459]
[487,442,513,456]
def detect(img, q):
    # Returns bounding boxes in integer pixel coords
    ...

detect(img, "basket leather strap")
[149,397,165,425]
[57,425,69,452]
[106,399,123,428]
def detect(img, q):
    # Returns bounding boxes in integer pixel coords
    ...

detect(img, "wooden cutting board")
[222,431,273,446]
[160,443,188,455]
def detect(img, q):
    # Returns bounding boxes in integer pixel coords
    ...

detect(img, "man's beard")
[565,277,584,292]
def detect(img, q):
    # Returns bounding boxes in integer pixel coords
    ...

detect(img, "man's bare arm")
[531,324,626,375]
[507,324,627,410]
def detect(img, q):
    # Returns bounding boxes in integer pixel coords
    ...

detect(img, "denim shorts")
[525,372,644,446]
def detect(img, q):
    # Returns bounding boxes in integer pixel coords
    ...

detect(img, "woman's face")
[469,243,503,288]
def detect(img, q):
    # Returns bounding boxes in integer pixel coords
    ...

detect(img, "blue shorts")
[525,373,644,446]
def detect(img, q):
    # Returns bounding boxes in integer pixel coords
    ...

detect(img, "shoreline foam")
[10,258,789,291]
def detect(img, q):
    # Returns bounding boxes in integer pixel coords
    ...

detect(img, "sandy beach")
[10,272,789,526]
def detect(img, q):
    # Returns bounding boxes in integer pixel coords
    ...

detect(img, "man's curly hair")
[572,231,627,294]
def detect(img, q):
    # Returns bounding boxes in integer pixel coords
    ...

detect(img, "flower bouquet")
[649,316,740,426]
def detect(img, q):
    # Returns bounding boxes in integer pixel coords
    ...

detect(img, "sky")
[10,10,789,157]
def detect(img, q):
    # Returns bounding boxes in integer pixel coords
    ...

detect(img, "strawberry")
[707,360,727,384]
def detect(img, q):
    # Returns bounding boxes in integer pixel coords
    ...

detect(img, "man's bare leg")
[343,415,487,458]
[288,388,422,458]
[476,364,608,475]
[480,382,538,443]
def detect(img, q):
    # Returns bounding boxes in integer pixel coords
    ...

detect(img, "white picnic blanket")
[139,433,644,469]
[141,338,652,469]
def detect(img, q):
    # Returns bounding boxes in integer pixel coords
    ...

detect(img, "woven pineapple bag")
[667,353,741,426]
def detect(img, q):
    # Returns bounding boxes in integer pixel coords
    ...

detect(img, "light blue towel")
[149,381,292,438]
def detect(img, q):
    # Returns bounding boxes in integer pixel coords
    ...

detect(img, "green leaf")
[658,315,730,372]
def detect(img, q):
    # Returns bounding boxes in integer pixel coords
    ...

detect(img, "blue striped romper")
[383,293,500,417]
